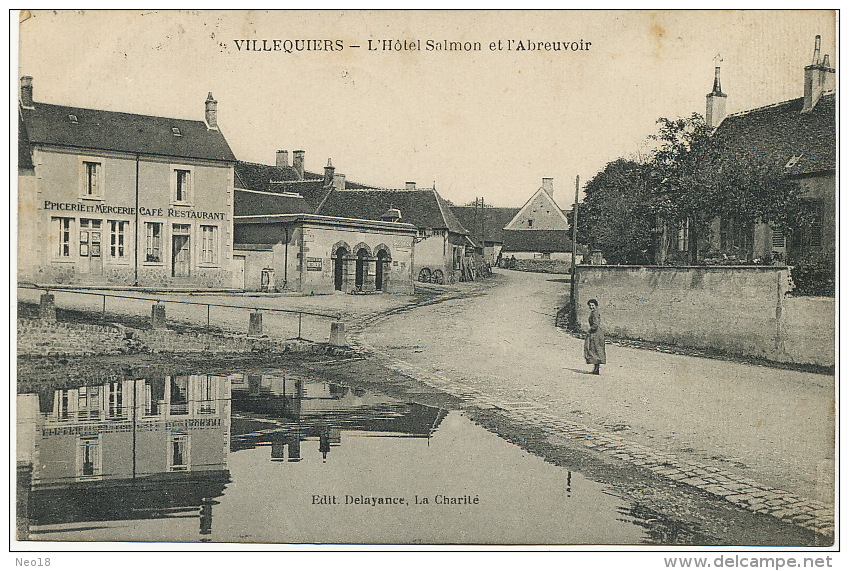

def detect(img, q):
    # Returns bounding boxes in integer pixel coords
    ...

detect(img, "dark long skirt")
[584,330,606,364]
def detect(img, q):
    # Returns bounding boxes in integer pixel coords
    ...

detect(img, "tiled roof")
[302,187,469,234]
[713,93,835,176]
[234,160,322,192]
[501,229,574,253]
[451,206,520,242]
[234,189,311,216]
[20,102,236,162]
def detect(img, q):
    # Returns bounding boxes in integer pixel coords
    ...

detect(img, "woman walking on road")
[584,298,606,374]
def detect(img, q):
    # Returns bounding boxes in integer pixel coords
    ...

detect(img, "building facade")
[234,213,417,294]
[18,78,237,288]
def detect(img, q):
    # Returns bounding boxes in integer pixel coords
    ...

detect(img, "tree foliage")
[577,158,654,264]
[577,113,816,263]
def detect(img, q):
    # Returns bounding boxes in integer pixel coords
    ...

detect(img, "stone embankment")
[17,318,342,357]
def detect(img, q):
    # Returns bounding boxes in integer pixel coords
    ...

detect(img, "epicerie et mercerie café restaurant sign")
[42,201,226,220]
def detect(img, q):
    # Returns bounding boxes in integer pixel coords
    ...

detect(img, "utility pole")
[570,175,580,327]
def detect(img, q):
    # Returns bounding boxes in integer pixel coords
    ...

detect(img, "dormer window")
[171,127,182,137]
[68,114,78,124]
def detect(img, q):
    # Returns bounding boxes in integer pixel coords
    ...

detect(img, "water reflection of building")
[228,373,447,462]
[17,374,231,539]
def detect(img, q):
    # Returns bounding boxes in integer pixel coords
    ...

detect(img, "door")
[79,219,103,275]
[334,248,348,291]
[354,249,368,290]
[172,224,191,278]
[376,251,390,291]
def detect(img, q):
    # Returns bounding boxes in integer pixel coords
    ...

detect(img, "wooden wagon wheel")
[432,269,444,284]
[418,268,432,283]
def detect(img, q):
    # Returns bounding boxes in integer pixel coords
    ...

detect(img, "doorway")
[376,250,390,291]
[78,219,103,275]
[333,247,349,291]
[354,248,369,290]
[172,224,191,278]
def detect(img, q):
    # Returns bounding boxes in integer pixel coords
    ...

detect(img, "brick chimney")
[705,55,727,128]
[20,76,34,109]
[333,173,346,190]
[205,92,218,130]
[276,150,289,168]
[323,158,335,188]
[405,182,416,190]
[541,177,554,197]
[293,150,305,180]
[803,35,836,113]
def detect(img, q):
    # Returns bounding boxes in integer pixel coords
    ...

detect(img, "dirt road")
[360,269,835,509]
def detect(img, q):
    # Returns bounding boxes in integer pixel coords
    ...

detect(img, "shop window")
[201,225,218,264]
[52,217,73,258]
[109,220,127,259]
[169,433,190,472]
[82,161,102,197]
[77,386,101,421]
[174,169,192,203]
[77,436,102,480]
[145,222,163,263]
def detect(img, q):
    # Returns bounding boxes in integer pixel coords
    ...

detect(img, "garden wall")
[574,265,834,368]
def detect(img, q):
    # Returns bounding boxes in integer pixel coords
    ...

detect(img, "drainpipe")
[282,226,289,291]
[133,154,140,286]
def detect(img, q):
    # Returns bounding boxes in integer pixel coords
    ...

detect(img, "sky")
[16,9,836,207]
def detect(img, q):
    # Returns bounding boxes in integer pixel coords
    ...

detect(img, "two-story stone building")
[18,77,237,288]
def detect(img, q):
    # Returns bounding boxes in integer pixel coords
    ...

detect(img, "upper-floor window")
[527,219,534,228]
[83,161,101,197]
[174,169,192,203]
[77,436,102,480]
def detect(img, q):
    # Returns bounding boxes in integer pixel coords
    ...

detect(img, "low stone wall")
[574,265,834,368]
[17,320,128,357]
[17,318,337,357]
[505,259,572,273]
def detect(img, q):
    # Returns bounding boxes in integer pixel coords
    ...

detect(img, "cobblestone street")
[354,269,835,539]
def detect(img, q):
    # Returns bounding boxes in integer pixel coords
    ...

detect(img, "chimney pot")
[803,36,834,113]
[205,92,218,130]
[293,150,305,180]
[323,158,335,187]
[705,61,728,128]
[20,76,34,108]
[276,150,289,168]
[405,182,416,190]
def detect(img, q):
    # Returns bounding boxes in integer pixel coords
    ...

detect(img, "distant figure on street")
[584,298,606,374]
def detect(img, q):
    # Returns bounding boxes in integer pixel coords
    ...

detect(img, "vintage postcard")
[13,9,837,555]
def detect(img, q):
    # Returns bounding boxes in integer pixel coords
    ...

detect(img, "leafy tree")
[647,113,813,262]
[577,158,654,264]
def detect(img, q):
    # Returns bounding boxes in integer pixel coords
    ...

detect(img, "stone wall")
[574,265,834,368]
[17,318,340,357]
[17,319,128,357]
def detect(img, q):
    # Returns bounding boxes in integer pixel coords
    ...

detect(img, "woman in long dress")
[584,298,606,374]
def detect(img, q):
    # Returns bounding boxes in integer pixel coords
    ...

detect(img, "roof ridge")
[26,100,206,125]
[725,96,803,119]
